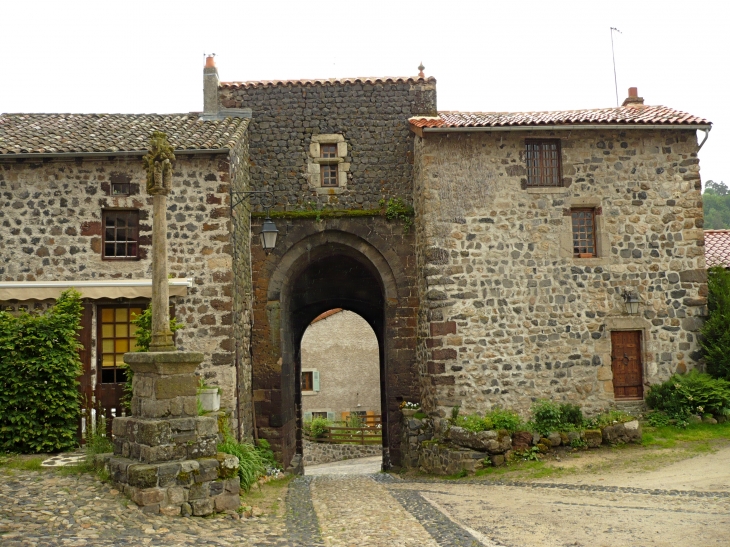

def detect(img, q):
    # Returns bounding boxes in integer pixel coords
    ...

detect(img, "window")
[99,305,142,384]
[102,210,139,259]
[320,144,339,187]
[526,140,562,187]
[312,411,328,420]
[571,208,597,257]
[112,181,131,196]
[301,371,313,392]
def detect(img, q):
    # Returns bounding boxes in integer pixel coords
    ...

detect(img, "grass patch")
[0,455,44,471]
[641,421,730,448]
[238,474,294,517]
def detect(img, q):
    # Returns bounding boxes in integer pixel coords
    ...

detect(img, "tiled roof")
[0,113,249,155]
[409,106,710,129]
[310,308,343,324]
[220,76,435,89]
[704,230,730,267]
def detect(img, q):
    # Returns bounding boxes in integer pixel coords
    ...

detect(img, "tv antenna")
[610,27,622,106]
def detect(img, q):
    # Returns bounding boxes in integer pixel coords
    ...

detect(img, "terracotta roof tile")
[310,308,343,324]
[220,76,435,89]
[410,105,710,129]
[0,113,249,156]
[704,230,730,267]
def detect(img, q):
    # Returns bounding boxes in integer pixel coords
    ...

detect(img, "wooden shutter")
[327,411,335,421]
[303,412,313,422]
[313,370,320,392]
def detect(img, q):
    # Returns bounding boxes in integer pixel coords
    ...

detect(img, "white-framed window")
[306,134,350,193]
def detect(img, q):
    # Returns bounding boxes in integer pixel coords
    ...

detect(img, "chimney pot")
[622,86,645,107]
[205,55,216,69]
[203,55,220,117]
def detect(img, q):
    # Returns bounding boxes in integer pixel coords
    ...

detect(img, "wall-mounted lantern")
[231,190,278,253]
[259,215,279,251]
[622,289,640,315]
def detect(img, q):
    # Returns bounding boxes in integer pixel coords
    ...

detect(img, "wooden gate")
[611,330,644,399]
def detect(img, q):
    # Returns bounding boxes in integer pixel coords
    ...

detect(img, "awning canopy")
[0,279,193,301]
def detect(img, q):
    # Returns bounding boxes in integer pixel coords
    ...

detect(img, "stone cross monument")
[108,132,240,517]
[142,131,176,352]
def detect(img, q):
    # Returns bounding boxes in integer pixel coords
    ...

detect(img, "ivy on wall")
[0,289,83,453]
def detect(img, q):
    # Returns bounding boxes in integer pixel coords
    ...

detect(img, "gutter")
[0,279,194,289]
[0,148,230,160]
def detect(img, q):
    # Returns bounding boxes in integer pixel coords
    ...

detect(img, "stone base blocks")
[108,453,240,516]
[114,351,240,516]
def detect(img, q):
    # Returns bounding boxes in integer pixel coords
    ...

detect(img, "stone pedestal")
[109,351,240,516]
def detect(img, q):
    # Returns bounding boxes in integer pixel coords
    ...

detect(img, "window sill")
[302,391,318,396]
[525,187,569,194]
[572,257,609,266]
[314,157,344,165]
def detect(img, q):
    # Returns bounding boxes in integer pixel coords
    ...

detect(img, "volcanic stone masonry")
[413,129,706,420]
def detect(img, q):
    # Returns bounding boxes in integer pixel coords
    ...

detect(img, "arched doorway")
[256,225,416,472]
[300,309,382,467]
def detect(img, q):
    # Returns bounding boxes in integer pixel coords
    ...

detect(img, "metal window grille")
[526,140,562,187]
[102,210,139,259]
[571,208,597,257]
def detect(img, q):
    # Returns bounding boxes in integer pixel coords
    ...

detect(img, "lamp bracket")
[230,190,275,213]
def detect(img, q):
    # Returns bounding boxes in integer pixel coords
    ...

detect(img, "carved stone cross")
[142,131,176,352]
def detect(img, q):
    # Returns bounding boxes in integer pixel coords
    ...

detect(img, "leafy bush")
[559,404,584,428]
[484,407,523,433]
[701,266,730,380]
[645,411,672,427]
[303,417,330,438]
[453,414,489,432]
[645,371,730,418]
[584,410,635,429]
[218,434,266,493]
[528,400,565,435]
[0,289,83,453]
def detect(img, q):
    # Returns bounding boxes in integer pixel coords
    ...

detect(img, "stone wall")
[219,78,436,211]
[301,309,381,419]
[413,129,707,418]
[0,148,251,432]
[302,439,382,466]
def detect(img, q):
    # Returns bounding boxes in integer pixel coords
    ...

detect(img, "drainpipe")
[698,127,711,151]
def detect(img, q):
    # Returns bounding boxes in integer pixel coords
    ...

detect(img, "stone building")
[0,58,712,469]
[300,309,381,423]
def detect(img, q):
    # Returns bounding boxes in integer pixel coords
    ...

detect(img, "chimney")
[203,55,219,116]
[622,87,645,107]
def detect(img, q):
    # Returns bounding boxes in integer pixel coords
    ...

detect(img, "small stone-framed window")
[571,208,597,257]
[525,139,562,187]
[112,181,131,196]
[312,411,328,420]
[307,135,350,193]
[102,210,140,260]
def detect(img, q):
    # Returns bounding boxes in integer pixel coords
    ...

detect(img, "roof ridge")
[220,76,435,89]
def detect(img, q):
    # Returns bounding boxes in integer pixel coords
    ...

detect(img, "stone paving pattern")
[2,466,729,546]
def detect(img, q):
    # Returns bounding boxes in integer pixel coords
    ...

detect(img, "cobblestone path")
[2,468,729,546]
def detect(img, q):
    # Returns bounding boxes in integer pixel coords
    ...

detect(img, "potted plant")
[197,379,221,412]
[400,401,420,417]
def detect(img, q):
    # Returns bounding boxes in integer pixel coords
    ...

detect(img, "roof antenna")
[610,27,622,107]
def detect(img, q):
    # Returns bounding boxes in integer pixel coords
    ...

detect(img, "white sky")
[2,0,728,184]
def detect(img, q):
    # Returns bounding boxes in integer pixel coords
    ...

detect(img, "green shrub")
[701,266,730,380]
[645,371,730,418]
[216,418,277,492]
[0,289,83,453]
[585,410,635,429]
[304,417,330,438]
[559,403,584,428]
[528,400,565,435]
[484,407,523,433]
[453,414,489,432]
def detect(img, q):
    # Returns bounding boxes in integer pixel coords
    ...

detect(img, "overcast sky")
[2,0,727,185]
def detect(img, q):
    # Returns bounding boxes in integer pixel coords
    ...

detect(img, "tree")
[703,181,730,229]
[700,266,730,380]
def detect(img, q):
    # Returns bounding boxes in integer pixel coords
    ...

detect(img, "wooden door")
[97,304,144,427]
[611,331,643,399]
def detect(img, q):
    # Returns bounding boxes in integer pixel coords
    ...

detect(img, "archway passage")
[300,309,383,467]
[285,250,389,466]
[251,223,418,472]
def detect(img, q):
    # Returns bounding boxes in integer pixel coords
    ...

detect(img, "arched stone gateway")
[249,218,419,470]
